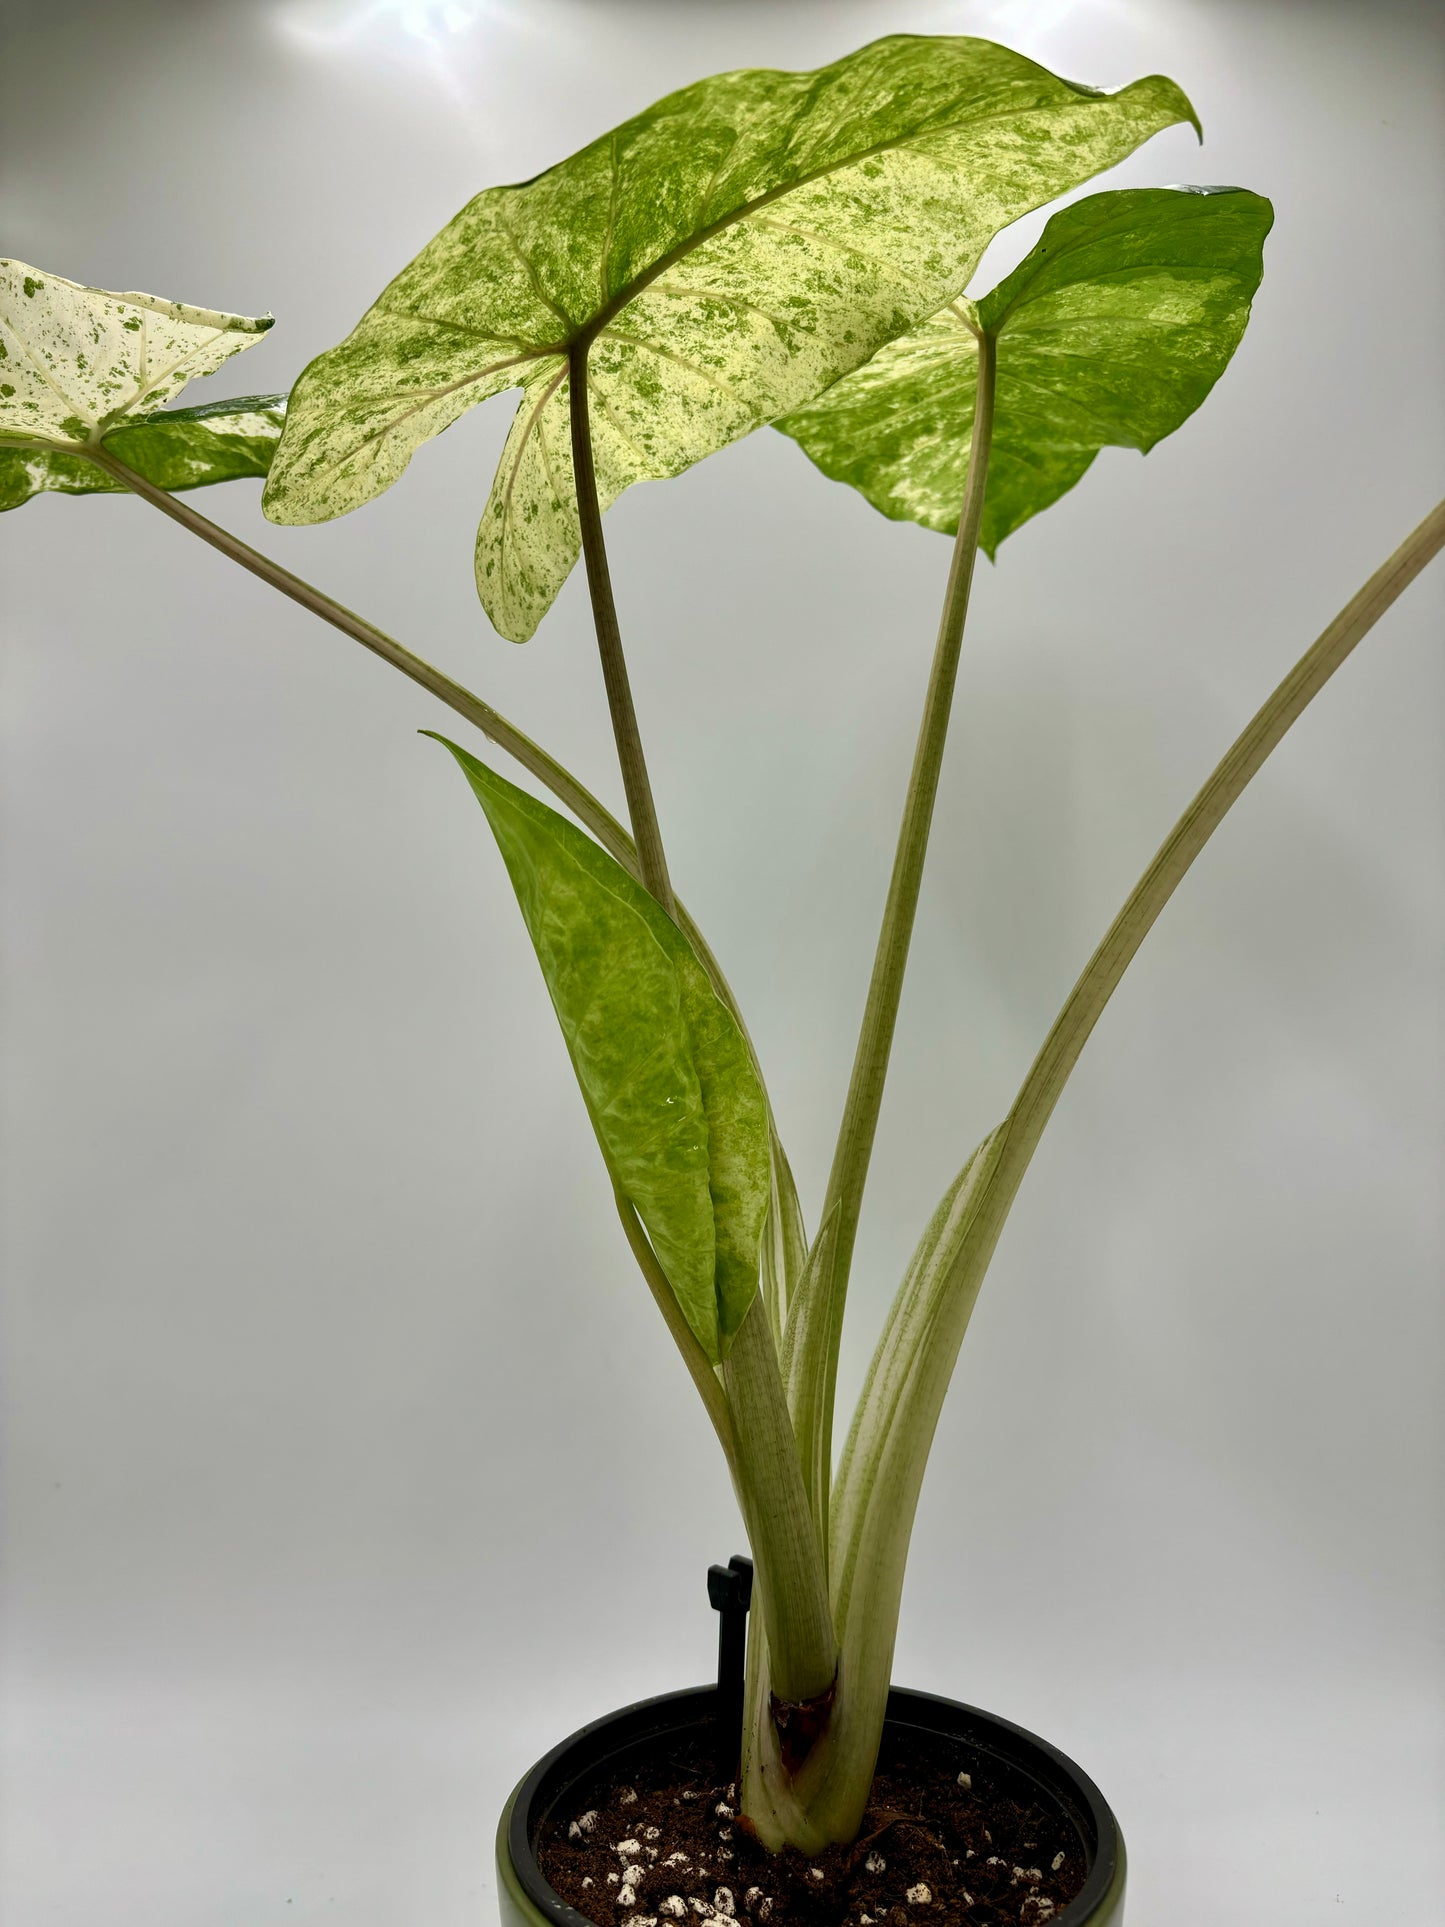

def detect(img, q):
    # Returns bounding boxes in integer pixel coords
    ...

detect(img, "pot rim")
[502,1683,1124,1927]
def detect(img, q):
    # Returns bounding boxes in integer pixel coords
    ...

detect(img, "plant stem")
[1001,493,1445,1182]
[568,347,676,917]
[722,1296,836,1706]
[88,449,766,1056]
[86,446,632,855]
[806,494,1445,1850]
[787,330,998,1547]
[614,1192,737,1468]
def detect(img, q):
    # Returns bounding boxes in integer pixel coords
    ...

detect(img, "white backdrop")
[2,3,1441,1924]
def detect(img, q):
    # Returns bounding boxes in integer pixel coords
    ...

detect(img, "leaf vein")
[495,207,575,332]
[604,329,739,400]
[645,281,791,336]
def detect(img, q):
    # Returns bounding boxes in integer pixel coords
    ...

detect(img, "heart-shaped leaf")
[431,735,770,1365]
[776,185,1272,552]
[0,259,272,455]
[0,393,285,512]
[263,36,1197,640]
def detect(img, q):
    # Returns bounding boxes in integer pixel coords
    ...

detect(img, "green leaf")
[0,393,286,512]
[431,734,770,1364]
[0,258,272,451]
[263,35,1197,640]
[776,185,1271,552]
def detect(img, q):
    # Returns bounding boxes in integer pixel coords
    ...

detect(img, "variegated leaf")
[0,394,285,512]
[431,734,771,1365]
[0,259,272,453]
[777,186,1271,552]
[263,35,1197,640]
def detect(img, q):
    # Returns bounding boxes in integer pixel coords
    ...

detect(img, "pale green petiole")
[784,328,999,1558]
[570,346,677,918]
[81,446,767,1077]
[813,495,1445,1842]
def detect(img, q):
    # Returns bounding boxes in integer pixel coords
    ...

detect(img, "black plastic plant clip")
[707,1553,753,1775]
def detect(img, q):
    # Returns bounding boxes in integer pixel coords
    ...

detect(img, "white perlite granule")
[1051,1853,1065,1873]
[905,1885,930,1905]
[713,1889,736,1916]
[1020,1902,1056,1925]
[607,1873,620,1885]
[956,1772,972,1790]
[619,1788,638,1805]
[864,1852,886,1875]
[569,1811,599,1839]
[687,1901,713,1918]
[618,1887,639,1910]
[621,1916,656,1927]
[617,1841,643,1861]
[714,1803,735,1820]
[658,1899,686,1918]
[664,1855,690,1869]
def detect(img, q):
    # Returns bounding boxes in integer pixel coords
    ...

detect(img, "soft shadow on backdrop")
[1,2,1441,1923]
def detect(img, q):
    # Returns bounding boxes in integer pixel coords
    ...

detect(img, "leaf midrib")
[567,88,1161,354]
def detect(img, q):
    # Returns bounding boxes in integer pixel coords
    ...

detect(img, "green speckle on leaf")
[22,276,40,297]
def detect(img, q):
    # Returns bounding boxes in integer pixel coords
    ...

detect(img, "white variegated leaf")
[0,259,272,452]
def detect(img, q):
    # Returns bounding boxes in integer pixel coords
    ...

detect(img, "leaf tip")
[419,726,469,764]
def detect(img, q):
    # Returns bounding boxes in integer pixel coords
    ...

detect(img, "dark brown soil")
[536,1722,1086,1927]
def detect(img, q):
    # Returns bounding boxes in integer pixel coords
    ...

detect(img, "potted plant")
[3,31,1439,1927]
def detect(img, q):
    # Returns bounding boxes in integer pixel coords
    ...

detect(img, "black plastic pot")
[496,1682,1126,1927]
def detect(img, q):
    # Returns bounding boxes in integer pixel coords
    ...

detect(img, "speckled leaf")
[777,186,1271,552]
[263,35,1197,639]
[0,259,272,460]
[432,735,770,1364]
[0,393,285,512]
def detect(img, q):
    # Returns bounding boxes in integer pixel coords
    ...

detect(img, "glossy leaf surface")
[0,394,285,512]
[777,186,1271,552]
[263,36,1197,639]
[433,736,769,1364]
[0,258,271,447]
